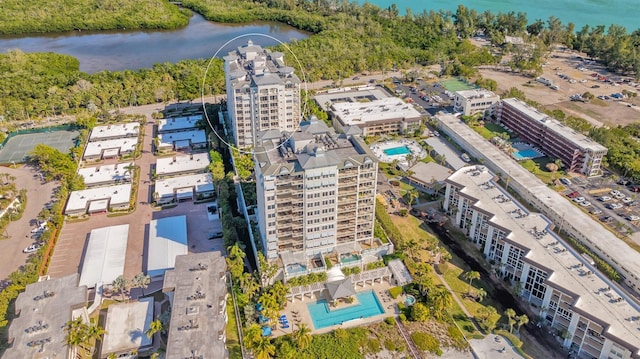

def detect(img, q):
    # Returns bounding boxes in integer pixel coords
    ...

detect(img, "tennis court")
[440,78,475,92]
[0,129,80,164]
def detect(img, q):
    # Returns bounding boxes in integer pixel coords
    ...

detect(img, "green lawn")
[226,296,242,359]
[471,123,508,140]
[519,158,564,185]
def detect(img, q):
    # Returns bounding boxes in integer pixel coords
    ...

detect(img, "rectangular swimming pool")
[307,290,385,329]
[383,146,411,156]
[513,149,542,160]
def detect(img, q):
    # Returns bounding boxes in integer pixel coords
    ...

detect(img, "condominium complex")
[224,40,301,148]
[444,166,640,359]
[491,98,607,177]
[253,118,378,274]
[452,89,500,116]
[163,252,228,359]
[315,88,422,136]
[436,113,640,293]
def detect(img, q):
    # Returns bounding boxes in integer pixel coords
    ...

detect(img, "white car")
[610,190,621,196]
[599,196,612,202]
[560,178,572,186]
[579,201,592,207]
[607,203,624,210]
[614,193,626,200]
[622,197,634,203]
[573,197,586,203]
[627,215,640,221]
[590,209,603,215]
[23,244,42,253]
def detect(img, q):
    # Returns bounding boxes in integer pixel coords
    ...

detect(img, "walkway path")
[395,318,420,359]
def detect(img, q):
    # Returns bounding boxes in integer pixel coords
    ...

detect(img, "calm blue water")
[307,290,385,329]
[514,149,543,160]
[363,0,639,31]
[384,146,411,156]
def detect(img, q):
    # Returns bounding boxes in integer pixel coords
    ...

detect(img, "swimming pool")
[286,263,307,274]
[383,146,411,156]
[513,149,542,160]
[307,290,385,329]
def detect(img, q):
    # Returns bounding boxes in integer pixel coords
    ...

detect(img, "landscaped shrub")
[384,339,397,351]
[389,286,403,299]
[367,338,380,353]
[385,316,395,325]
[411,332,442,355]
[398,313,407,322]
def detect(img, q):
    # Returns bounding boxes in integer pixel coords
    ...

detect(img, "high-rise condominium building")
[253,119,378,275]
[224,40,301,148]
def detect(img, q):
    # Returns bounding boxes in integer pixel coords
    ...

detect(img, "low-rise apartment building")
[157,115,202,134]
[65,183,132,215]
[154,173,214,204]
[452,89,500,116]
[157,129,207,152]
[444,166,640,359]
[78,162,133,187]
[89,122,140,142]
[155,153,210,179]
[83,138,137,161]
[315,88,422,137]
[254,118,381,277]
[491,98,607,177]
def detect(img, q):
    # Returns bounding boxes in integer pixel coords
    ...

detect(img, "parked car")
[23,244,42,253]
[600,216,614,223]
[610,190,621,196]
[606,203,624,210]
[560,178,572,186]
[626,215,640,221]
[590,209,603,215]
[614,193,626,200]
[628,201,639,207]
[573,197,586,203]
[567,191,580,198]
[579,201,592,207]
[622,197,634,204]
[598,196,612,202]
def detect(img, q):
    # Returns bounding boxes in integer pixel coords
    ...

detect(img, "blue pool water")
[383,146,411,156]
[307,290,385,329]
[513,149,542,160]
[286,263,307,274]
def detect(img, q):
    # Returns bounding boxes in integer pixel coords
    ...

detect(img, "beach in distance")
[363,0,639,31]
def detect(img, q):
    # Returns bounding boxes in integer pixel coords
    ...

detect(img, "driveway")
[0,165,57,282]
[470,335,525,359]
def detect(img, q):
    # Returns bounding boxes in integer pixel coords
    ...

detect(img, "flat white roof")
[65,184,132,214]
[155,173,214,199]
[79,224,129,288]
[78,162,133,186]
[83,138,137,159]
[502,98,606,152]
[157,116,202,133]
[101,297,154,356]
[437,113,640,277]
[156,153,210,177]
[331,97,422,125]
[158,130,206,147]
[89,123,140,141]
[455,89,498,100]
[447,167,640,350]
[147,216,188,277]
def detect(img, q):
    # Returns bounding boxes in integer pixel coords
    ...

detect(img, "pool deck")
[270,280,400,337]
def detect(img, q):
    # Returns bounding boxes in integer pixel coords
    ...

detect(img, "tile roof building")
[224,40,301,148]
[254,118,381,278]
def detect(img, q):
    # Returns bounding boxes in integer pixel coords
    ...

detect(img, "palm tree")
[146,319,163,339]
[123,163,136,182]
[253,337,276,359]
[430,287,453,318]
[64,317,105,356]
[238,272,260,300]
[244,324,262,351]
[516,314,529,333]
[463,271,480,295]
[294,323,312,350]
[505,308,517,333]
[112,275,128,301]
[477,305,497,328]
[406,188,419,207]
[132,272,150,290]
[475,287,487,302]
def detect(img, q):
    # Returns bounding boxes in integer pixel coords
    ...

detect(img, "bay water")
[364,0,639,32]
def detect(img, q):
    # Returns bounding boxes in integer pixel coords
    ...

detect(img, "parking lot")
[389,77,455,116]
[562,175,640,238]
